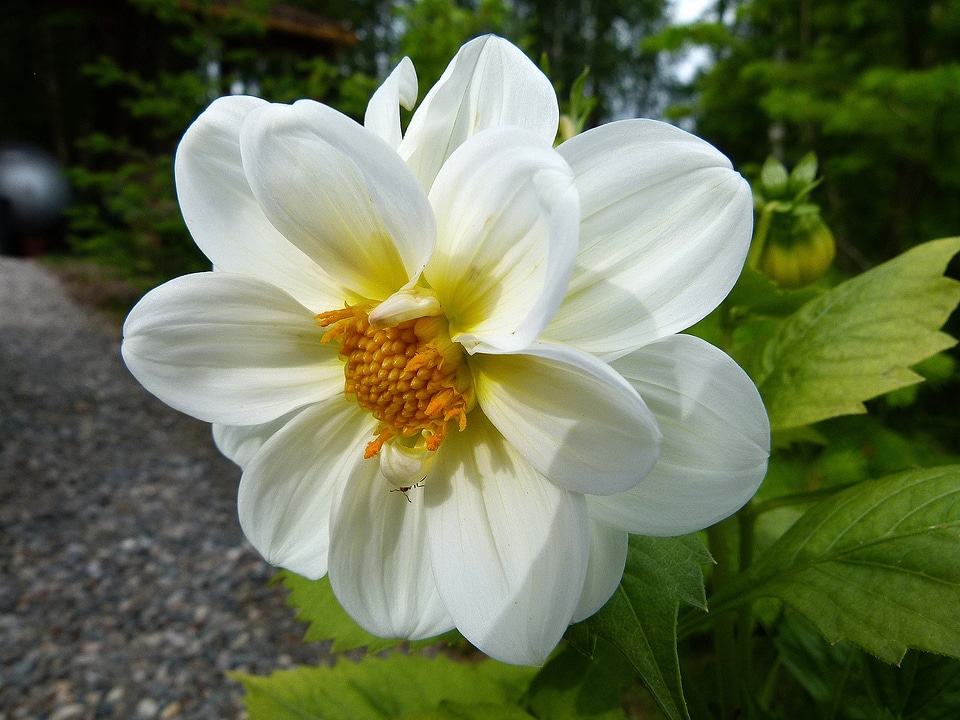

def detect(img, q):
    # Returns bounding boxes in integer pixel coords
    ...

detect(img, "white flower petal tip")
[329,464,454,641]
[379,442,434,489]
[237,399,372,581]
[399,35,560,192]
[590,335,770,536]
[550,119,754,359]
[368,286,442,327]
[473,342,661,496]
[365,56,418,149]
[572,522,629,623]
[121,272,343,426]
[239,99,436,301]
[426,416,590,665]
[174,95,343,310]
[426,128,579,354]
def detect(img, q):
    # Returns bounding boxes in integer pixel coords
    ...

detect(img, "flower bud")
[759,206,836,288]
[751,153,835,288]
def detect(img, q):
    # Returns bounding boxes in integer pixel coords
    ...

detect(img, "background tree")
[653,0,960,267]
[1,0,366,284]
[517,0,670,120]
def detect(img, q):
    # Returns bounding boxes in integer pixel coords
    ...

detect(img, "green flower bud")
[749,153,834,288]
[759,206,836,288]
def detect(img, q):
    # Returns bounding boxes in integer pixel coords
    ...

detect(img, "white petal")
[572,521,628,623]
[364,57,418,149]
[238,398,372,580]
[212,408,303,469]
[122,273,343,425]
[175,95,341,310]
[470,342,660,496]
[328,456,454,640]
[425,414,590,665]
[240,100,436,301]
[368,286,442,326]
[379,442,434,489]
[425,128,578,354]
[549,119,753,360]
[399,35,559,192]
[589,334,770,535]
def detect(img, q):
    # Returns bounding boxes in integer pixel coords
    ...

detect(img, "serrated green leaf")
[735,465,960,663]
[524,641,633,720]
[232,654,538,720]
[570,535,711,720]
[756,237,960,432]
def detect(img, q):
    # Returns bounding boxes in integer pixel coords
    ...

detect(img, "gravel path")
[0,259,325,719]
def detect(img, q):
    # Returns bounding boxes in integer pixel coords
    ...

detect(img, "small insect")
[390,477,426,502]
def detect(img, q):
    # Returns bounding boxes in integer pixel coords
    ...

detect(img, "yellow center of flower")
[316,305,474,459]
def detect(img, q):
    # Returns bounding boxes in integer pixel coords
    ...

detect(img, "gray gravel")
[0,259,326,719]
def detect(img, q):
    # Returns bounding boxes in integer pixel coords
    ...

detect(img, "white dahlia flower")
[122,35,769,665]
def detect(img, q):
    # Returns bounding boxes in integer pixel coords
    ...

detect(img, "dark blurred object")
[0,143,71,256]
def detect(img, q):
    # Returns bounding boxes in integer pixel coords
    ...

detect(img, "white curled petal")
[121,273,343,425]
[550,119,753,360]
[425,128,578,354]
[238,398,373,580]
[400,35,559,192]
[379,443,434,489]
[572,521,629,623]
[240,100,436,301]
[368,286,442,326]
[175,95,341,310]
[425,415,590,666]
[212,407,304,469]
[364,57,418,149]
[328,459,454,641]
[589,334,770,535]
[471,341,660,496]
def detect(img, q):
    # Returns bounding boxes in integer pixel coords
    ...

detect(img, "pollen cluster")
[316,305,473,459]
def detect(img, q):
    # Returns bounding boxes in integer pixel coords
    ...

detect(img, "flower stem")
[746,201,775,270]
[706,521,740,719]
[736,507,756,680]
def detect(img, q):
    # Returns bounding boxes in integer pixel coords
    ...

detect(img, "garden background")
[2,0,960,718]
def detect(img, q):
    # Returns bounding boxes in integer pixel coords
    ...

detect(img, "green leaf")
[232,654,538,720]
[756,237,960,432]
[864,653,960,720]
[735,465,960,663]
[775,614,960,720]
[400,701,536,720]
[570,535,711,720]
[523,641,633,720]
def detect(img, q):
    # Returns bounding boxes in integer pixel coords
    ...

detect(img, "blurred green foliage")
[648,0,960,266]
[53,0,380,288]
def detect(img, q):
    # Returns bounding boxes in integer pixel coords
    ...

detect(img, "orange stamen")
[317,305,473,459]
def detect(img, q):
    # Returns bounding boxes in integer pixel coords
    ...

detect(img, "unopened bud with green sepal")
[748,153,836,288]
